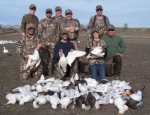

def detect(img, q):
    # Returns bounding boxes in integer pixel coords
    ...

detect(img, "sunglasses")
[46,12,52,14]
[108,29,115,31]
[66,13,72,15]
[30,7,36,10]
[96,9,103,11]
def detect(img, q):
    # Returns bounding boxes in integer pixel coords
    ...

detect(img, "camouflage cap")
[65,9,72,15]
[55,6,62,11]
[96,5,103,10]
[45,8,52,14]
[61,30,68,35]
[26,23,36,30]
[29,4,36,9]
[91,29,100,34]
[107,24,115,30]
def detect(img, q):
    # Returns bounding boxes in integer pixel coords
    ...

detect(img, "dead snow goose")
[5,93,22,105]
[58,49,67,74]
[46,92,60,109]
[33,95,48,108]
[86,46,104,58]
[66,50,86,66]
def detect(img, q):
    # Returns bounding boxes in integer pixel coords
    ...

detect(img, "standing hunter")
[60,9,80,73]
[21,4,39,36]
[87,5,110,48]
[52,6,65,40]
[38,8,57,75]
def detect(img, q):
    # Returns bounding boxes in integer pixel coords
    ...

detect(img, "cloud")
[0,0,149,27]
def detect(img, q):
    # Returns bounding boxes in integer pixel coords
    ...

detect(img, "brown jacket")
[21,13,39,34]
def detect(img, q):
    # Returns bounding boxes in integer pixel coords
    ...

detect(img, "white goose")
[58,49,67,73]
[19,91,37,105]
[86,46,105,58]
[130,91,142,102]
[59,96,72,109]
[5,93,22,105]
[33,95,48,108]
[66,50,86,66]
[47,93,60,109]
[3,47,9,54]
[13,85,33,93]
[24,48,41,70]
[113,95,128,115]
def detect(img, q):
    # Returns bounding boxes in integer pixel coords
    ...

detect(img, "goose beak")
[4,101,11,105]
[62,105,67,110]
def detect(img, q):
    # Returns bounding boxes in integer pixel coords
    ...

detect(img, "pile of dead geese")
[5,74,145,115]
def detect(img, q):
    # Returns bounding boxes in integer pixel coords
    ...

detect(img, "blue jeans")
[89,64,106,80]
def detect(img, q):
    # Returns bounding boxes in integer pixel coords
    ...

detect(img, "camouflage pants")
[54,58,79,78]
[70,40,80,50]
[20,58,43,79]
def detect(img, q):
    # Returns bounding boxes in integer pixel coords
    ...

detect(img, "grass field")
[0,31,150,115]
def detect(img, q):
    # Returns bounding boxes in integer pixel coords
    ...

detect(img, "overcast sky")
[0,0,149,27]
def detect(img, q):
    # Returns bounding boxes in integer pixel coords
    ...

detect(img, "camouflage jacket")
[16,35,39,56]
[52,15,65,40]
[87,15,110,45]
[88,39,106,65]
[60,18,80,41]
[21,13,39,34]
[38,18,57,44]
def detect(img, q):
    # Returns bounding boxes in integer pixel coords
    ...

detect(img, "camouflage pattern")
[87,39,106,65]
[87,15,110,48]
[107,24,115,30]
[21,13,39,34]
[52,15,65,40]
[38,18,57,74]
[60,18,80,49]
[96,5,103,10]
[16,24,42,79]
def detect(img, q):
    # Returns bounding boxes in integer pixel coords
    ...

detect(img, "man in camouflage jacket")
[52,6,65,40]
[21,4,39,36]
[16,23,42,79]
[60,9,80,50]
[38,8,57,75]
[87,5,110,48]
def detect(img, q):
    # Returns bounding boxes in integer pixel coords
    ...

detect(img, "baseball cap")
[65,9,72,15]
[107,24,115,30]
[29,4,36,9]
[55,6,62,11]
[45,8,52,14]
[26,23,36,30]
[96,5,103,10]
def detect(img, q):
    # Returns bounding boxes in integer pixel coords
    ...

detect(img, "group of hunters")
[16,4,126,82]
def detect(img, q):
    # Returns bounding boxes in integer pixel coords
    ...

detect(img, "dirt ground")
[0,33,150,115]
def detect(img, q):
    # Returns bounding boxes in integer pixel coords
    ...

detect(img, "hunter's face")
[28,28,34,35]
[61,34,68,40]
[96,9,103,16]
[30,7,36,15]
[66,13,72,20]
[108,29,115,36]
[46,12,52,18]
[56,10,62,17]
